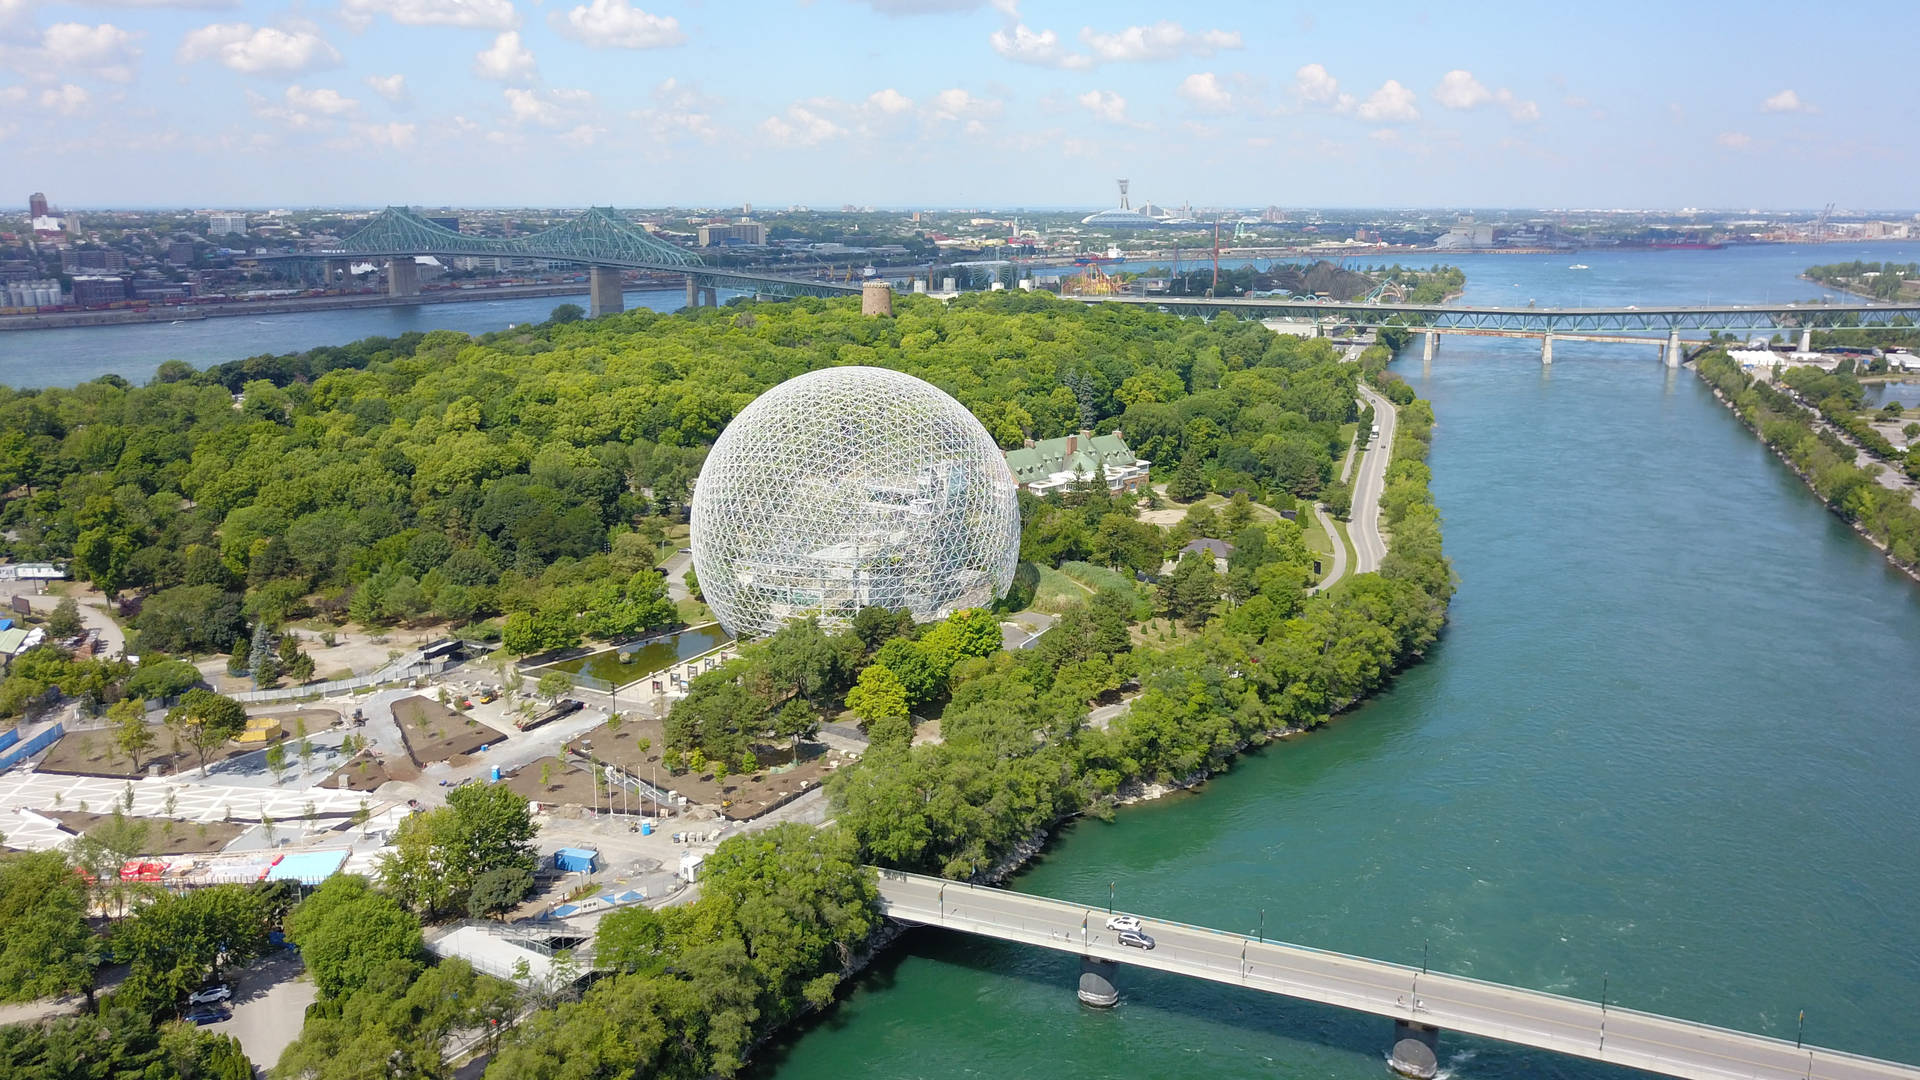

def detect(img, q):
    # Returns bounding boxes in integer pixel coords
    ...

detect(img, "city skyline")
[0,0,1914,209]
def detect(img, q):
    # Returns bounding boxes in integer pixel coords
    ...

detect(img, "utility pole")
[1211,220,1221,295]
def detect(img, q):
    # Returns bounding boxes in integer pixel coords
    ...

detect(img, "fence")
[0,721,64,770]
[227,658,453,704]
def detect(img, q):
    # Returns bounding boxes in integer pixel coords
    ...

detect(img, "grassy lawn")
[1032,564,1094,614]
[1334,421,1359,480]
[1330,515,1357,570]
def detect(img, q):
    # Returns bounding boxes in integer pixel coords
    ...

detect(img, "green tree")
[284,874,423,1000]
[165,690,249,774]
[265,741,288,782]
[125,659,202,701]
[537,669,575,704]
[0,850,101,1003]
[468,865,535,919]
[111,696,155,771]
[115,883,269,1012]
[45,597,84,640]
[549,302,585,324]
[843,664,909,729]
[1167,455,1209,502]
[1158,550,1222,628]
[379,785,537,918]
[1321,479,1353,519]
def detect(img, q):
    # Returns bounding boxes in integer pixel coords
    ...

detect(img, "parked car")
[183,1005,230,1026]
[1105,915,1142,933]
[186,985,231,1005]
[1117,930,1155,950]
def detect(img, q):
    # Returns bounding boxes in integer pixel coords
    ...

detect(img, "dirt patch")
[390,696,507,766]
[501,756,610,811]
[319,753,406,793]
[36,708,340,780]
[46,811,246,855]
[38,724,258,779]
[562,715,848,821]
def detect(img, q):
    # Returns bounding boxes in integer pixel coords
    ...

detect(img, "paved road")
[17,590,126,656]
[876,870,1920,1080]
[1350,382,1397,574]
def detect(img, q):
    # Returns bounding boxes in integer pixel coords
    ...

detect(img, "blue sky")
[1,0,1912,210]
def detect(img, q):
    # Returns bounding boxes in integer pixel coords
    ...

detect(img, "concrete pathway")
[1305,503,1348,595]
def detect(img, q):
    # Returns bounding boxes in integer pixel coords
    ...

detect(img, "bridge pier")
[1388,1020,1440,1079]
[1076,956,1119,1007]
[589,266,624,317]
[1422,330,1437,362]
[387,256,420,299]
[1665,329,1683,368]
[1800,325,1813,353]
[1540,333,1553,365]
[700,286,718,308]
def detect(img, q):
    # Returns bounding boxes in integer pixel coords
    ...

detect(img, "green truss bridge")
[311,206,859,315]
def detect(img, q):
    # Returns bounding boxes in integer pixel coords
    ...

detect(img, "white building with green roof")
[1002,429,1149,496]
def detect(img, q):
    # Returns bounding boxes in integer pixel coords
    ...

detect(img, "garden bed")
[563,715,846,820]
[391,696,505,766]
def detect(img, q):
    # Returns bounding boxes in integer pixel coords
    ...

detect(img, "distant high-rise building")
[28,193,48,218]
[697,222,766,246]
[208,212,247,237]
[427,216,460,232]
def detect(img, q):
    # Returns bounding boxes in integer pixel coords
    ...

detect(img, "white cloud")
[925,87,999,122]
[353,121,417,149]
[285,85,356,115]
[1177,71,1232,112]
[1716,131,1752,149]
[474,31,536,82]
[38,83,89,116]
[0,0,32,31]
[1761,89,1815,114]
[993,19,1235,68]
[340,0,517,29]
[1080,21,1240,63]
[988,23,1088,69]
[178,23,341,76]
[38,22,143,82]
[759,104,845,148]
[1432,69,1536,122]
[631,78,719,144]
[0,86,25,104]
[74,0,239,6]
[867,88,914,115]
[503,86,591,128]
[1294,62,1341,105]
[1355,79,1418,123]
[852,0,992,11]
[1433,69,1490,110]
[557,123,604,146]
[1369,128,1399,143]
[550,0,685,48]
[365,73,410,106]
[1075,89,1128,124]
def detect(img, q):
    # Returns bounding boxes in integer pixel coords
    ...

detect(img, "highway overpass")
[875,869,1920,1080]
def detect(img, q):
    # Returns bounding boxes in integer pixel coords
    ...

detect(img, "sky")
[1,0,1914,211]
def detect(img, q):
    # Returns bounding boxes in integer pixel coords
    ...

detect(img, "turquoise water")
[751,245,1920,1079]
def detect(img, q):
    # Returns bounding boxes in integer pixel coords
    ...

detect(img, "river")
[11,243,1920,1078]
[749,244,1920,1080]
[0,286,740,389]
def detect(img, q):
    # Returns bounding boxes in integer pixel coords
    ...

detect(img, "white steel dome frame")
[690,366,1021,640]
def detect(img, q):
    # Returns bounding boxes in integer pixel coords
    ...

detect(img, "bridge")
[308,206,858,316]
[1079,296,1920,367]
[875,869,1920,1080]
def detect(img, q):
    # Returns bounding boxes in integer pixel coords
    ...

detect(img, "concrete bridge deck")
[876,870,1920,1080]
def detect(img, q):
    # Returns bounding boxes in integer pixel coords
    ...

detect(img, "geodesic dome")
[690,366,1021,640]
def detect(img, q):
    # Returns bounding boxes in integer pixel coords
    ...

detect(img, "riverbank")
[1694,353,1920,582]
[0,282,626,332]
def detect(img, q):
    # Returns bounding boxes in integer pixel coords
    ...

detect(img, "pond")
[545,625,732,687]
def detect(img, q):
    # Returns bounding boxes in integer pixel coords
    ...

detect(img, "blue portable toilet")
[490,765,500,782]
[640,821,654,836]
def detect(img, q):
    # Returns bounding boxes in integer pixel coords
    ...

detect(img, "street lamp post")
[1258,908,1265,944]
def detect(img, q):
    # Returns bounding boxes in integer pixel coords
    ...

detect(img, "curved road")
[877,870,1920,1080]
[1351,382,1397,574]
